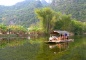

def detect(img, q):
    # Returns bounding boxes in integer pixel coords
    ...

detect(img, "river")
[0,36,86,60]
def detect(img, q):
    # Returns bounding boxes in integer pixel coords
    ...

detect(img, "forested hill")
[0,0,86,28]
[0,0,48,27]
[51,0,86,22]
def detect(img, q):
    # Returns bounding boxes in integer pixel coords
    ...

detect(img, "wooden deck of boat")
[45,39,74,44]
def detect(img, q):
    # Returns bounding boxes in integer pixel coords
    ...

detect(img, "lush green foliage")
[54,14,86,35]
[71,20,84,35]
[0,24,7,34]
[51,0,86,22]
[28,24,42,32]
[35,8,86,35]
[0,0,48,27]
[8,25,27,33]
[0,24,28,34]
[0,0,86,35]
[53,13,86,35]
[54,14,72,31]
[35,8,58,34]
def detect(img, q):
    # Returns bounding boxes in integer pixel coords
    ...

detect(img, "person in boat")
[59,34,66,40]
[56,37,61,41]
[56,34,62,41]
[59,34,63,40]
[65,33,68,39]
[49,36,57,41]
[61,34,65,40]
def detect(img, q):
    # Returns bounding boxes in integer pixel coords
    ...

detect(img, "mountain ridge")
[0,0,48,27]
[51,0,86,21]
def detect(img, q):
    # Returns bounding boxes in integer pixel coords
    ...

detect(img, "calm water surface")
[0,36,86,60]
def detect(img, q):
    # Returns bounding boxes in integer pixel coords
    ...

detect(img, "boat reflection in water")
[48,42,69,54]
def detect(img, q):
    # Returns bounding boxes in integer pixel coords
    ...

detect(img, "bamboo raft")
[45,39,74,44]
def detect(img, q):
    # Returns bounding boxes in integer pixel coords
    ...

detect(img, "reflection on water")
[0,36,86,60]
[49,43,68,49]
[48,43,69,54]
[0,37,28,48]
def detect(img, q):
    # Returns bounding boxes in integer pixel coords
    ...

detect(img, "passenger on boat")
[65,33,68,39]
[49,36,57,41]
[56,35,62,41]
[59,34,66,40]
[57,37,61,40]
[60,34,64,40]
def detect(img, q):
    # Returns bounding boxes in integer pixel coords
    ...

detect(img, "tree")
[54,13,72,32]
[70,20,84,35]
[8,25,27,35]
[0,24,7,34]
[51,0,86,22]
[35,8,57,34]
[83,22,86,33]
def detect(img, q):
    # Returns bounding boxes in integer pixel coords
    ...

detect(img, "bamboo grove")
[35,8,86,35]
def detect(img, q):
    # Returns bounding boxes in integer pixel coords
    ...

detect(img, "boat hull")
[45,39,74,44]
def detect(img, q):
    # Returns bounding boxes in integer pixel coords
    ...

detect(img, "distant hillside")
[51,0,86,21]
[0,0,48,27]
[1,0,85,28]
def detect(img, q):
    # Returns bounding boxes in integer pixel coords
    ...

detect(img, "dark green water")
[0,36,86,60]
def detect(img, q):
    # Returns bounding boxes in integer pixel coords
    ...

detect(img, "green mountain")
[0,0,48,27]
[51,0,86,21]
[0,0,85,28]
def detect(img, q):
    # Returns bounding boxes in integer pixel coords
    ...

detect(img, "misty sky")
[0,0,50,6]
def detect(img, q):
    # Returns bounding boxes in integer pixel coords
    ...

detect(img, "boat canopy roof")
[50,30,69,36]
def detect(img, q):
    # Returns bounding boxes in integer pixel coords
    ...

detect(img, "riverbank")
[0,34,28,38]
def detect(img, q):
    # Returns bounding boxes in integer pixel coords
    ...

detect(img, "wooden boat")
[45,39,74,44]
